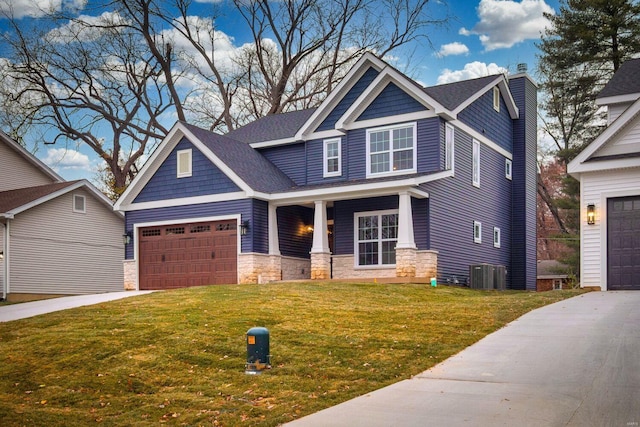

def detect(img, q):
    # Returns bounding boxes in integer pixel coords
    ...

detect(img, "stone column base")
[238,253,282,284]
[123,260,137,290]
[396,247,417,278]
[416,250,438,279]
[310,252,331,280]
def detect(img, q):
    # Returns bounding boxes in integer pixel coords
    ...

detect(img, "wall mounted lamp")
[587,204,596,225]
[123,231,133,245]
[0,251,3,260]
[239,220,250,236]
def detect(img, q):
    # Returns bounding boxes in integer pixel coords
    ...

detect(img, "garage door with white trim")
[139,220,237,290]
[608,197,640,290]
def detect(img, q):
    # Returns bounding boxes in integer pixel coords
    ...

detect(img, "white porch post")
[396,192,417,278]
[310,200,331,279]
[268,203,281,256]
[396,192,416,249]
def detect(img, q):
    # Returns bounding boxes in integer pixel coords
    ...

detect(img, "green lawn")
[0,282,584,426]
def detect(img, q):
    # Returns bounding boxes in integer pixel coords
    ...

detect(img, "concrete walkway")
[286,291,640,426]
[0,291,154,322]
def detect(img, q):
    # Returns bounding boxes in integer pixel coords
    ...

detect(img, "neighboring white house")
[0,131,125,301]
[568,58,640,291]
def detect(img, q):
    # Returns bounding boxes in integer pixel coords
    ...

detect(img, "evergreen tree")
[536,0,640,271]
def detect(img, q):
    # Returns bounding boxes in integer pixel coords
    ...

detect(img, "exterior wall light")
[587,204,596,225]
[122,231,133,245]
[240,220,250,236]
[0,251,3,260]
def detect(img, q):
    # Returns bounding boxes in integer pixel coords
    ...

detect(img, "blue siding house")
[115,53,537,291]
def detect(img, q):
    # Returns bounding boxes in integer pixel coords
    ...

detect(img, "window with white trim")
[493,227,501,248]
[355,210,398,266]
[473,221,482,244]
[505,158,512,180]
[73,194,86,213]
[472,139,480,187]
[493,86,500,112]
[366,123,416,177]
[177,149,192,178]
[323,138,341,177]
[445,123,454,171]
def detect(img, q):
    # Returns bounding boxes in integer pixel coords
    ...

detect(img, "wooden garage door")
[608,197,640,290]
[139,220,237,290]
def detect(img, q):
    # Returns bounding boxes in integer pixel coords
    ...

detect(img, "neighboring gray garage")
[607,196,640,290]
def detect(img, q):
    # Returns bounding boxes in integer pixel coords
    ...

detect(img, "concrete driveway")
[0,291,154,322]
[286,291,640,426]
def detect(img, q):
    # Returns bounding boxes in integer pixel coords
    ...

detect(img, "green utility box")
[245,327,271,374]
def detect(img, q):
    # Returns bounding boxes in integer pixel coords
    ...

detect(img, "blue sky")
[0,0,560,182]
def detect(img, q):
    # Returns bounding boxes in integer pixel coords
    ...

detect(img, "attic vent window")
[493,87,500,112]
[73,194,86,213]
[177,149,192,178]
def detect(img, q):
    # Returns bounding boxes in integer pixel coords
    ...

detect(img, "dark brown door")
[139,220,237,290]
[608,197,640,290]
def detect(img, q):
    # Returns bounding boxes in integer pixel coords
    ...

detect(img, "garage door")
[139,220,237,290]
[608,197,640,290]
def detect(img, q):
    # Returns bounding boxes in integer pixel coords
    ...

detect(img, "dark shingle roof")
[180,122,296,193]
[0,181,79,213]
[423,75,501,111]
[597,58,640,99]
[225,108,317,144]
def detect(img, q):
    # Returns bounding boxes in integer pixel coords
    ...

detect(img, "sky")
[0,0,560,182]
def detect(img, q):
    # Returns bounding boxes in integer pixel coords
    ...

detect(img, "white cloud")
[436,42,469,57]
[437,61,508,84]
[0,0,86,19]
[47,11,129,43]
[42,147,92,171]
[461,0,554,51]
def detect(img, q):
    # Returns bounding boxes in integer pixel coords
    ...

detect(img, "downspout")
[1,220,7,301]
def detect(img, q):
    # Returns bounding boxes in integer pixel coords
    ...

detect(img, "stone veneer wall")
[281,256,311,281]
[238,253,282,284]
[123,260,136,290]
[331,250,438,280]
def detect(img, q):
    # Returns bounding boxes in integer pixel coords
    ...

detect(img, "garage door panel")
[608,196,640,290]
[139,220,238,290]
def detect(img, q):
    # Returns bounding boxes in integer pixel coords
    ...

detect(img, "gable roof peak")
[597,57,640,103]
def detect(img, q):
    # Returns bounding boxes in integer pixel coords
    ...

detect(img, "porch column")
[310,200,331,280]
[268,203,280,256]
[396,192,417,278]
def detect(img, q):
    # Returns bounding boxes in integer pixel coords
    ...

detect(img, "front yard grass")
[0,282,584,426]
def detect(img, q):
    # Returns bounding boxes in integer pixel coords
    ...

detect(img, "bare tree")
[0,0,450,196]
[0,11,172,197]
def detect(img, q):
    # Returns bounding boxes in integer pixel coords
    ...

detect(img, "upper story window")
[73,194,86,213]
[323,138,342,177]
[366,123,417,178]
[445,123,455,171]
[473,221,482,244]
[505,158,512,180]
[493,227,501,248]
[493,87,500,112]
[472,139,480,187]
[355,210,398,267]
[177,149,192,178]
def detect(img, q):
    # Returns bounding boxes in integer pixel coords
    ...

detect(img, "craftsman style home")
[115,53,537,291]
[0,131,124,301]
[568,58,640,291]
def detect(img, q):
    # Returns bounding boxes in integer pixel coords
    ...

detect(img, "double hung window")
[366,123,416,177]
[323,138,341,177]
[355,210,398,266]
